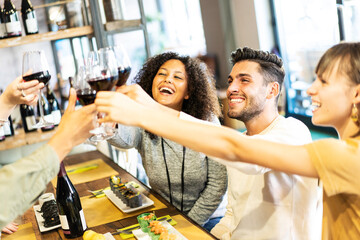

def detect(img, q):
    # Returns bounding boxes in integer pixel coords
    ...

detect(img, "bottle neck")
[4,0,15,10]
[58,162,67,177]
[22,0,33,9]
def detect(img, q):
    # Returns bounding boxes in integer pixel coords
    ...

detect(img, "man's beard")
[227,97,265,122]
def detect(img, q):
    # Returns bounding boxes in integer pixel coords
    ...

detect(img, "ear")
[184,94,190,100]
[266,82,280,100]
[354,84,360,104]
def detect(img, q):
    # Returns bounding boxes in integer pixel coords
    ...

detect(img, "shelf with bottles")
[0,25,93,48]
[0,126,57,151]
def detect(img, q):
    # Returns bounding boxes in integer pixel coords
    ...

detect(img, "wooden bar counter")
[2,150,216,240]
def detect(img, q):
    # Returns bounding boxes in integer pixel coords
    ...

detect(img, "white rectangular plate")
[103,232,116,240]
[133,220,187,240]
[33,205,61,232]
[104,189,154,213]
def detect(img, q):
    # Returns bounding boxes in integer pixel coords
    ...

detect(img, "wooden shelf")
[0,127,57,151]
[105,19,142,32]
[0,26,94,49]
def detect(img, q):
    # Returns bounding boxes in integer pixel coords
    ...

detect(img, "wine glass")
[22,50,54,128]
[87,47,118,142]
[73,65,97,106]
[113,44,132,87]
[84,50,99,67]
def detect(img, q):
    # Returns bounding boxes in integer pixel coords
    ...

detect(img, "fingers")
[94,97,111,106]
[16,74,43,104]
[23,93,38,104]
[80,103,97,114]
[95,91,114,99]
[65,88,77,113]
[2,227,13,234]
[95,106,111,116]
[98,116,110,124]
[20,79,41,90]
[116,84,134,94]
[2,222,18,234]
[94,91,117,106]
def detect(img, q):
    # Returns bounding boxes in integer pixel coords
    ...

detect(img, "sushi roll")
[108,175,143,208]
[126,186,142,208]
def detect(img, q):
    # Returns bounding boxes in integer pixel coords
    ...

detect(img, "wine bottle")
[3,0,22,37]
[20,104,37,132]
[46,86,61,126]
[21,0,38,35]
[56,162,87,238]
[3,116,14,137]
[0,7,7,39]
[37,92,55,131]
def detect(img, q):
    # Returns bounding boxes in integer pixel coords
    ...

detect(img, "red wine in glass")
[87,75,118,92]
[76,89,97,106]
[23,70,51,85]
[115,66,131,87]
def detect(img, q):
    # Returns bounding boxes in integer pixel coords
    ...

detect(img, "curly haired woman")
[108,52,227,228]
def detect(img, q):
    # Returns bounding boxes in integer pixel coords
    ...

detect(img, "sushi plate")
[33,205,61,232]
[132,220,187,240]
[104,189,154,213]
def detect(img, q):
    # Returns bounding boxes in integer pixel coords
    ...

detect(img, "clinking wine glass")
[113,44,132,87]
[73,65,98,145]
[73,65,97,107]
[22,50,54,128]
[87,47,118,142]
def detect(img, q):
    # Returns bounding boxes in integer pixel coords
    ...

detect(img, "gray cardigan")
[108,116,227,225]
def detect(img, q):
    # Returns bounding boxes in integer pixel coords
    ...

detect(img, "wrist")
[48,130,73,161]
[137,106,154,129]
[0,94,16,120]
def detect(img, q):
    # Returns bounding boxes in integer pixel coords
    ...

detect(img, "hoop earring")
[351,103,359,124]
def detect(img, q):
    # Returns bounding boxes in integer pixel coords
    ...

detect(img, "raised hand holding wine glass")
[22,50,54,128]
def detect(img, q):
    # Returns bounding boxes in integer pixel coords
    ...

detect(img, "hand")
[117,84,179,116]
[116,84,158,108]
[48,88,97,160]
[95,91,144,126]
[2,74,44,107]
[1,222,18,234]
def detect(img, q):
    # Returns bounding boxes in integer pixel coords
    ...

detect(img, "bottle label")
[79,209,87,231]
[59,210,86,233]
[3,122,11,135]
[59,214,70,231]
[44,114,54,123]
[25,116,36,130]
[25,18,38,33]
[0,23,6,38]
[5,21,21,35]
[52,110,61,125]
[0,127,5,138]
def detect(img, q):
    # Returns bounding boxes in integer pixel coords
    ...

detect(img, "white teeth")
[310,103,320,111]
[230,99,243,103]
[159,87,174,94]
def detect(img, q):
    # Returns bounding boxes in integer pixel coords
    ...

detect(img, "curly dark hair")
[134,52,221,120]
[230,47,285,99]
